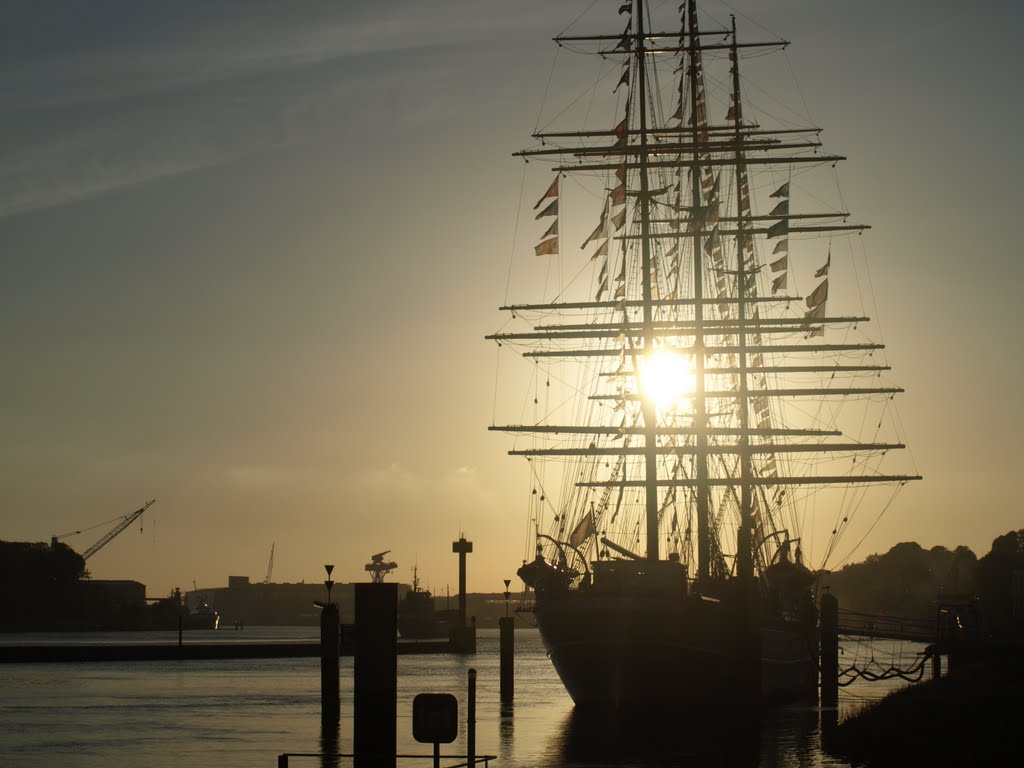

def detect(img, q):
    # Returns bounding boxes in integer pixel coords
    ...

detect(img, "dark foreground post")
[354,583,397,768]
[499,617,514,704]
[931,646,942,679]
[820,591,839,734]
[321,602,340,723]
[467,668,476,767]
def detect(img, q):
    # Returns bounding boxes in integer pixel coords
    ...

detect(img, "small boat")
[398,567,452,639]
[184,598,220,630]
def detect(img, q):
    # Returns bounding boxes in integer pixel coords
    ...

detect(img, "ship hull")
[534,590,816,709]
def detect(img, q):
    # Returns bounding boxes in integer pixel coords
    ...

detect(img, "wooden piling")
[499,616,514,703]
[320,602,340,724]
[354,583,397,768]
[467,668,476,768]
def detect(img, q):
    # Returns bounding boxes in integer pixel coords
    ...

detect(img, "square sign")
[412,693,458,744]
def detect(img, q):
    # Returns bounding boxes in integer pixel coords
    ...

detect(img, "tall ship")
[489,0,920,708]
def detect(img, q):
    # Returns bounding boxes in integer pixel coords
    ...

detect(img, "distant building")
[81,580,147,611]
[189,576,410,626]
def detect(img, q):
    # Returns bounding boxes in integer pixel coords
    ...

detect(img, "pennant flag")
[610,183,627,206]
[703,225,720,254]
[806,278,828,308]
[614,283,626,298]
[615,164,627,183]
[535,237,558,256]
[535,199,558,219]
[569,511,596,548]
[805,303,826,322]
[770,255,788,272]
[598,260,608,282]
[595,278,608,300]
[541,219,558,239]
[533,176,559,209]
[611,209,627,230]
[582,219,606,249]
[726,105,737,121]
[815,252,831,278]
[614,68,630,92]
[670,98,684,121]
[767,218,789,238]
[768,199,789,217]
[770,182,790,198]
[771,273,787,293]
[591,240,609,259]
[619,2,632,14]
[613,118,628,140]
[772,239,788,254]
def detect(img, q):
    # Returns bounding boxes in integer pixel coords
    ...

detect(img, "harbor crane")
[264,542,275,584]
[365,551,397,583]
[51,499,156,561]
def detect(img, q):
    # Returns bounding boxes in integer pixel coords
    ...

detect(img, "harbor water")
[0,627,925,767]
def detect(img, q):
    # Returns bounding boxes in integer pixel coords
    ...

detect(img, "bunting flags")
[615,163,627,184]
[533,176,558,210]
[582,218,606,249]
[535,237,559,256]
[806,278,828,308]
[614,67,630,92]
[610,183,626,206]
[771,273,787,293]
[534,175,559,256]
[815,251,831,278]
[772,239,788,254]
[770,182,790,198]
[770,255,788,272]
[768,199,789,218]
[618,2,632,14]
[766,218,789,239]
[535,198,558,220]
[611,209,626,230]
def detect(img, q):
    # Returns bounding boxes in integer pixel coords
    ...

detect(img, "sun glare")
[641,350,696,412]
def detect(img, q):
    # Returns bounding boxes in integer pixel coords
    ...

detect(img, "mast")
[730,16,754,584]
[686,0,711,583]
[635,0,661,561]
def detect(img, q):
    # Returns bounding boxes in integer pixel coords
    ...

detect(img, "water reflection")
[549,700,839,767]
[498,702,515,754]
[552,707,761,766]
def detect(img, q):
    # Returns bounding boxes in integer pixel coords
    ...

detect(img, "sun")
[640,349,696,411]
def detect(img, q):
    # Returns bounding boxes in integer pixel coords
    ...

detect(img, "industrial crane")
[264,542,275,584]
[51,499,156,561]
[365,551,397,583]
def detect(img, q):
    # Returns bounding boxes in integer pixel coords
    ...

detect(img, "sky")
[1,0,1021,598]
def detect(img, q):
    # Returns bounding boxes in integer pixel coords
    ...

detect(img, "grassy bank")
[826,651,1024,766]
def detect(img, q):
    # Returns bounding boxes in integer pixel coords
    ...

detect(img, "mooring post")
[820,591,839,712]
[499,617,514,704]
[354,582,397,768]
[931,646,942,679]
[320,603,340,723]
[467,668,477,767]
